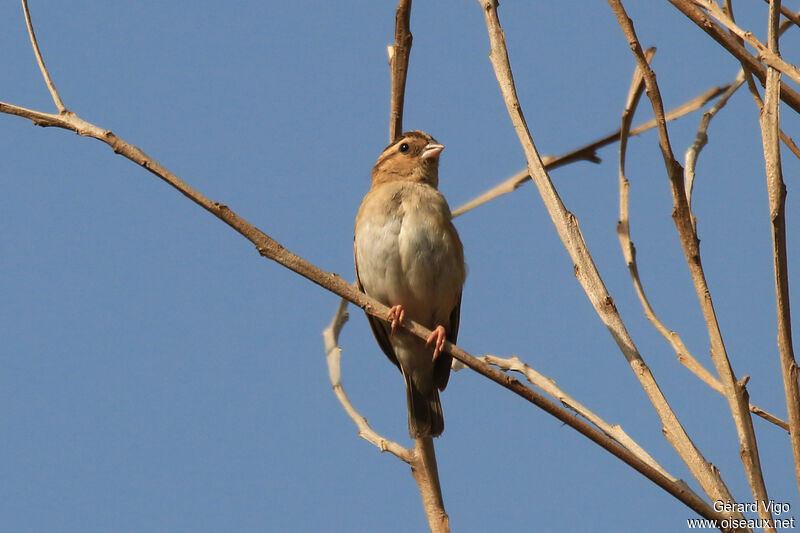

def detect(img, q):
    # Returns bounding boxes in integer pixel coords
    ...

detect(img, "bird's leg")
[426,325,447,361]
[387,304,406,336]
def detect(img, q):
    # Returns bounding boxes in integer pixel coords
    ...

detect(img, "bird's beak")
[420,143,445,160]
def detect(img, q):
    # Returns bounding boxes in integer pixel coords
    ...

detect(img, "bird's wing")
[434,292,461,391]
[354,239,401,370]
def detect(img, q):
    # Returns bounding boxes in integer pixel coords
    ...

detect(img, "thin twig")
[21,0,65,113]
[483,354,678,482]
[608,1,774,528]
[388,0,413,142]
[759,0,800,497]
[780,131,800,160]
[726,0,767,125]
[477,0,744,524]
[451,84,728,218]
[323,300,449,532]
[323,299,413,462]
[685,71,745,215]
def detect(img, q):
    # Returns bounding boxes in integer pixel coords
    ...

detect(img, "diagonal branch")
[685,70,745,216]
[763,0,800,28]
[780,131,800,160]
[691,0,800,85]
[608,1,774,527]
[1,93,740,529]
[666,0,800,114]
[483,354,678,482]
[451,84,727,218]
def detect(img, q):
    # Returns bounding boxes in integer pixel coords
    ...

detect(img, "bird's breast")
[355,182,464,328]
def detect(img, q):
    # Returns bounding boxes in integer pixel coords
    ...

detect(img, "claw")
[426,325,447,361]
[387,304,406,336]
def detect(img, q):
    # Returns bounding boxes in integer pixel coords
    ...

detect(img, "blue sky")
[2,1,799,531]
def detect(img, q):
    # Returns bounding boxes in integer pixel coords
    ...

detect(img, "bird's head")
[371,131,444,188]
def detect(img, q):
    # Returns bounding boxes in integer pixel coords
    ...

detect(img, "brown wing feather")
[434,293,461,391]
[354,239,401,370]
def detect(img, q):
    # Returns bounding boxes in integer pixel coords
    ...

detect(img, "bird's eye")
[399,143,409,153]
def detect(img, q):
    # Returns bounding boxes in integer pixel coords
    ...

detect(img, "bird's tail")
[405,375,444,438]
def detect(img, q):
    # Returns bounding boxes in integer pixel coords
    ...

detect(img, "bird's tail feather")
[405,376,444,438]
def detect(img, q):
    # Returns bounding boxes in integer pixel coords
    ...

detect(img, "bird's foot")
[426,325,447,361]
[387,304,406,336]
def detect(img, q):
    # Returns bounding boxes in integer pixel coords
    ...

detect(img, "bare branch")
[685,71,745,214]
[411,438,449,533]
[609,0,774,526]
[759,0,800,497]
[21,0,66,113]
[388,0,413,142]
[323,299,413,462]
[452,84,728,218]
[484,354,678,482]
[323,300,449,532]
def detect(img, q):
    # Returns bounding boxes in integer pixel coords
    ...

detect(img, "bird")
[354,130,466,438]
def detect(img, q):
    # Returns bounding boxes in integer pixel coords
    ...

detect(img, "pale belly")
[355,184,464,329]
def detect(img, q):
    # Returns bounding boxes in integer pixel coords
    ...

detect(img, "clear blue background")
[2,2,799,531]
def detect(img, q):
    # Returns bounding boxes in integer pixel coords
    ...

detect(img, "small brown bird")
[354,131,466,438]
